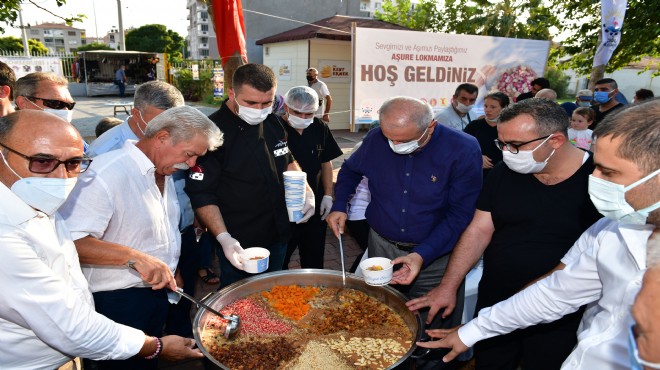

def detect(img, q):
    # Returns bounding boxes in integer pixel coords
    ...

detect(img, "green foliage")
[375,0,439,31]
[549,0,660,76]
[0,0,85,34]
[0,36,48,54]
[544,66,570,99]
[125,24,185,60]
[77,42,113,52]
[172,68,214,102]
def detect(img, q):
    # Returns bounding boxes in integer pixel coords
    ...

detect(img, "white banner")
[353,28,550,124]
[0,57,63,79]
[593,0,627,67]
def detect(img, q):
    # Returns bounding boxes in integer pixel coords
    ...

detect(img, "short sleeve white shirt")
[60,140,181,292]
[309,79,331,117]
[0,183,144,369]
[458,218,653,370]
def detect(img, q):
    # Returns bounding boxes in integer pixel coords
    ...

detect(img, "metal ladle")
[173,287,240,339]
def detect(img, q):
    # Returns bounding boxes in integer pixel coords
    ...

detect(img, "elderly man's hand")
[391,253,423,285]
[416,326,468,363]
[131,252,176,291]
[406,282,458,324]
[160,336,203,361]
[326,211,347,238]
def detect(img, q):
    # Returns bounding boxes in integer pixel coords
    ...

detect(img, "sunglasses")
[0,143,91,174]
[24,96,76,110]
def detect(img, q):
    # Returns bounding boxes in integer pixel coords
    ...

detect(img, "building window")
[54,30,64,37]
[200,11,208,19]
[44,38,54,43]
[201,37,208,44]
[68,31,77,36]
[201,24,208,32]
[55,39,65,45]
[375,2,382,9]
[30,29,40,35]
[44,30,52,35]
[201,49,209,57]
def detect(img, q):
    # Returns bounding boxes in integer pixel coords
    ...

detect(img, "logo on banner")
[602,17,622,47]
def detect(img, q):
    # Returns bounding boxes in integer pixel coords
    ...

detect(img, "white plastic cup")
[283,171,307,222]
[360,257,393,286]
[237,247,270,274]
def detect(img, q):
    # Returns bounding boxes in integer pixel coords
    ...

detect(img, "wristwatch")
[126,260,137,270]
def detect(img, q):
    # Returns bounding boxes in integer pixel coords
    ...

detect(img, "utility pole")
[117,0,126,50]
[18,7,30,56]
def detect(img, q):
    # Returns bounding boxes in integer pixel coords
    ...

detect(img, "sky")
[6,0,190,40]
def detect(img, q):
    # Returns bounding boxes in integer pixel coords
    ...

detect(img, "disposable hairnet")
[284,86,319,113]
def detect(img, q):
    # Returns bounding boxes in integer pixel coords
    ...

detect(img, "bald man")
[0,110,201,370]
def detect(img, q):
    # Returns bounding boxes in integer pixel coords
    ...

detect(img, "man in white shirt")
[306,67,332,122]
[0,110,202,370]
[88,80,184,156]
[416,99,660,370]
[60,106,223,370]
[434,83,478,131]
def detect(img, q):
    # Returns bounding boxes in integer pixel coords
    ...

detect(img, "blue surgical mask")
[577,101,592,107]
[594,91,613,104]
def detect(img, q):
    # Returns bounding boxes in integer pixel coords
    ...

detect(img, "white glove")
[216,232,245,270]
[319,195,333,221]
[297,190,316,224]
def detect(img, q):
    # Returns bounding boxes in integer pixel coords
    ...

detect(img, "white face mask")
[45,108,74,122]
[388,126,429,155]
[0,150,77,215]
[287,113,314,129]
[24,98,74,123]
[235,98,271,125]
[588,169,660,225]
[502,135,555,174]
[134,109,148,135]
[455,102,474,114]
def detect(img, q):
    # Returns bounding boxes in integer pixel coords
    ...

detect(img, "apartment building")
[186,0,219,59]
[27,22,85,53]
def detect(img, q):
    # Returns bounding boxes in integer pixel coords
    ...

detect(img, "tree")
[125,24,185,61]
[549,0,660,78]
[374,0,439,31]
[77,42,113,52]
[0,0,85,34]
[0,36,48,54]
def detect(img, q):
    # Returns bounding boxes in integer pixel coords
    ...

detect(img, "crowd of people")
[0,56,658,370]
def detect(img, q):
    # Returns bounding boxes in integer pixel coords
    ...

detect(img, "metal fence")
[0,50,78,82]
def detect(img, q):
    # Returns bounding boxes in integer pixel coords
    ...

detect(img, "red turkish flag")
[211,0,248,67]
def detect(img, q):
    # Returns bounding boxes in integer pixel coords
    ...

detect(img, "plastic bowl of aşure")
[360,257,393,286]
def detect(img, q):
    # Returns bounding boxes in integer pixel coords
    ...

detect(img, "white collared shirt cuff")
[458,320,483,348]
[108,326,146,359]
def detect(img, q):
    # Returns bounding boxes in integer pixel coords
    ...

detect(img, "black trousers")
[283,213,327,269]
[88,288,169,370]
[345,219,369,273]
[165,225,198,337]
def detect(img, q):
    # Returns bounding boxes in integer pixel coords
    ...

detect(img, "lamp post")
[18,7,30,57]
[116,0,126,51]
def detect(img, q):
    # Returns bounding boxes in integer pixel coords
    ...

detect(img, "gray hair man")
[59,105,222,370]
[0,110,203,369]
[15,72,76,122]
[88,80,185,156]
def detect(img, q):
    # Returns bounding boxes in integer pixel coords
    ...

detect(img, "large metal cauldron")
[193,269,423,369]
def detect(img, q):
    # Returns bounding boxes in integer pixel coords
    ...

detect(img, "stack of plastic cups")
[283,171,307,222]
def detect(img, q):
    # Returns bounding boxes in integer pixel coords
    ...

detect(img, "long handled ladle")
[172,287,240,339]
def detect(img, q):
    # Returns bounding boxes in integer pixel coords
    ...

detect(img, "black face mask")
[306,76,315,82]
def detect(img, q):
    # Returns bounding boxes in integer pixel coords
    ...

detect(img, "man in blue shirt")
[327,96,482,369]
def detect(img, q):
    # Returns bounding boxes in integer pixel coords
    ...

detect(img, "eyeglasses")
[494,135,551,154]
[0,143,91,174]
[23,96,76,110]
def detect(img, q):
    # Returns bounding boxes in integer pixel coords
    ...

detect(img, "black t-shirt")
[516,91,533,102]
[591,102,625,130]
[280,117,343,202]
[475,154,602,309]
[185,101,294,246]
[463,118,501,181]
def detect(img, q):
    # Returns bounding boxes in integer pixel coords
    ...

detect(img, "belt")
[384,237,418,252]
